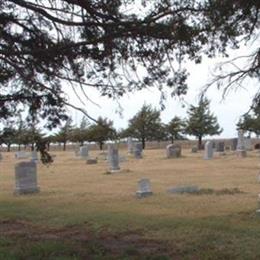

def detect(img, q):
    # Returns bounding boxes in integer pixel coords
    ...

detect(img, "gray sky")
[66,44,258,139]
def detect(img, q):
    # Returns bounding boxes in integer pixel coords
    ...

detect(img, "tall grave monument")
[236,129,247,157]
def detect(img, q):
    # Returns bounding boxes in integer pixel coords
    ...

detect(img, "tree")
[54,118,74,151]
[185,97,222,149]
[166,116,186,143]
[237,106,260,137]
[125,104,163,149]
[1,0,259,128]
[70,117,91,145]
[0,126,17,152]
[88,117,116,150]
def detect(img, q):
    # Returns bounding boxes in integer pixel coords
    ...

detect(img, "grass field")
[1,149,260,259]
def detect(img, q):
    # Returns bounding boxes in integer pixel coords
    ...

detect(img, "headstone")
[15,151,30,159]
[80,145,89,159]
[133,143,143,159]
[204,141,213,160]
[216,142,225,152]
[191,146,198,153]
[86,159,97,165]
[231,138,238,151]
[31,151,38,161]
[167,185,199,194]
[15,161,39,195]
[166,144,181,158]
[245,138,252,151]
[127,137,134,154]
[136,178,153,198]
[236,130,247,157]
[107,144,120,172]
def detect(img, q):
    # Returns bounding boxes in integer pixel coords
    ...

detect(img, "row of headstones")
[203,130,252,160]
[9,130,253,196]
[13,162,194,198]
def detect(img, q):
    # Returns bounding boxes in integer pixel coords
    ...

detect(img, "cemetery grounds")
[1,149,260,259]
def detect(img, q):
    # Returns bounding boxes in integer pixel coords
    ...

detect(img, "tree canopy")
[1,0,259,127]
[125,104,163,149]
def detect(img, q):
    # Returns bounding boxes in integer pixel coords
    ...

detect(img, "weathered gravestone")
[245,138,252,151]
[204,141,213,160]
[167,185,199,194]
[86,159,97,165]
[15,161,39,195]
[191,146,198,153]
[15,151,30,159]
[231,138,238,151]
[216,142,225,152]
[236,130,247,157]
[166,144,181,158]
[136,178,153,198]
[127,137,134,154]
[133,143,143,159]
[31,151,38,161]
[107,144,120,172]
[80,145,89,159]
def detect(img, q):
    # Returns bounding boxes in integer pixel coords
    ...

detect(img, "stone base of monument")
[167,186,199,194]
[236,150,247,157]
[108,168,121,173]
[136,191,153,198]
[86,159,97,164]
[14,187,40,195]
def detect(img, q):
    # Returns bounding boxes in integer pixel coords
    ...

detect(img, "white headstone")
[15,161,39,195]
[245,138,252,151]
[127,137,134,154]
[31,151,38,161]
[80,145,89,159]
[204,141,213,160]
[236,130,247,157]
[166,144,181,158]
[15,151,30,159]
[108,144,120,172]
[136,178,153,198]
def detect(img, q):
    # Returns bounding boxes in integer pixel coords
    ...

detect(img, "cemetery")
[1,140,260,259]
[1,1,259,258]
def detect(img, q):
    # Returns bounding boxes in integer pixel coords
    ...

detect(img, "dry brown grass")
[1,149,260,258]
[0,149,259,221]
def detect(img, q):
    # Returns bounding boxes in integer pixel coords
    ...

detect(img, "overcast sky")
[66,43,258,139]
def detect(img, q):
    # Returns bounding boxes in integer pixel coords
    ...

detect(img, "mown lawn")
[0,149,260,259]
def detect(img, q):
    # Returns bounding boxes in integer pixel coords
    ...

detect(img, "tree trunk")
[47,142,50,151]
[31,143,35,151]
[7,144,11,152]
[63,141,66,151]
[18,144,21,151]
[198,136,202,150]
[170,136,174,144]
[142,137,145,149]
[99,142,103,150]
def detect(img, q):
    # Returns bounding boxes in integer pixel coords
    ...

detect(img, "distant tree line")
[0,97,223,151]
